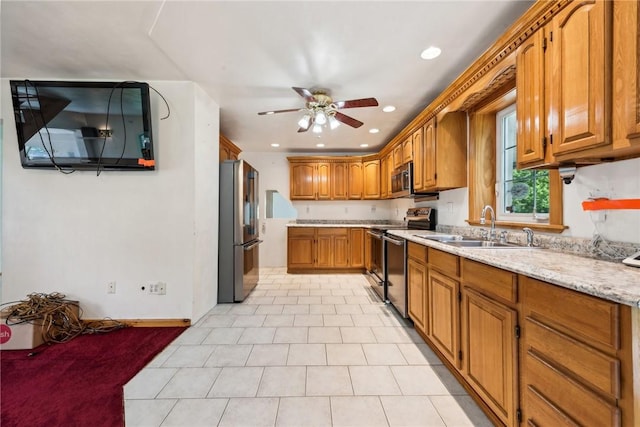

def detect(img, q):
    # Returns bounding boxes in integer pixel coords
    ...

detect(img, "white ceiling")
[1,0,534,154]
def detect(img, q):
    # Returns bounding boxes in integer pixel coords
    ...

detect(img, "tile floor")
[124,269,493,427]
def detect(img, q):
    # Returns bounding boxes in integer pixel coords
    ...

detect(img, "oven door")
[366,230,386,301]
[384,234,408,318]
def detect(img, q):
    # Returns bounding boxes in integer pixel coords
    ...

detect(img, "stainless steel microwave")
[391,162,412,197]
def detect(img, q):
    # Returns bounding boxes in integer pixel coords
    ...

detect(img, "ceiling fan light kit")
[258,87,379,134]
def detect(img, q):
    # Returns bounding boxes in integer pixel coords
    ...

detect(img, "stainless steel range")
[366,208,437,317]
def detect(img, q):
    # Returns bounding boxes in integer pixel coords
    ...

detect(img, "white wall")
[1,80,220,322]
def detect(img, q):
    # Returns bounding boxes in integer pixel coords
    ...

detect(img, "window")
[496,105,550,222]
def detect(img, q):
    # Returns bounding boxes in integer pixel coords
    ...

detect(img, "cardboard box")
[0,316,45,350]
[0,301,80,350]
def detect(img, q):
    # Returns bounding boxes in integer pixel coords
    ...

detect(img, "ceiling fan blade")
[292,87,317,102]
[334,98,379,109]
[257,108,302,115]
[334,111,363,128]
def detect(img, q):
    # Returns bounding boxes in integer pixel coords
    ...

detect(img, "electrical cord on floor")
[1,292,126,344]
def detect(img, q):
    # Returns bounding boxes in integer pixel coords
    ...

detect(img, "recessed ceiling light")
[265,111,275,115]
[421,46,442,60]
[316,143,325,148]
[270,143,280,147]
[360,144,369,148]
[382,105,396,113]
[369,128,380,134]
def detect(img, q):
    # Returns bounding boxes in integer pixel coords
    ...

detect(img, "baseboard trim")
[83,318,191,327]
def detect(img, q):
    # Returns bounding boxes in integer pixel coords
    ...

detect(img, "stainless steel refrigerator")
[218,160,262,302]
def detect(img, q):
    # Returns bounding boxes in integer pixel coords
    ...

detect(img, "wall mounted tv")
[10,80,155,171]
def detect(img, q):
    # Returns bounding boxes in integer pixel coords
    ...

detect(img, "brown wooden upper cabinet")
[219,134,241,162]
[412,128,425,191]
[348,162,364,199]
[290,162,331,200]
[424,112,467,191]
[393,144,403,169]
[363,159,381,199]
[516,0,616,168]
[403,136,413,164]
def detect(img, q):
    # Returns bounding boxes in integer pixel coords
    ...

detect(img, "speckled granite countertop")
[388,230,640,308]
[286,221,404,228]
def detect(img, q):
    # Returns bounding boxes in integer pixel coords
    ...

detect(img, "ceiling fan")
[258,87,379,133]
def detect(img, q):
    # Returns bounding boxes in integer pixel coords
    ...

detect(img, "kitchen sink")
[415,234,467,242]
[444,240,539,249]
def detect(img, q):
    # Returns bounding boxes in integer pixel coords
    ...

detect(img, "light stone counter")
[388,229,640,308]
[286,221,403,228]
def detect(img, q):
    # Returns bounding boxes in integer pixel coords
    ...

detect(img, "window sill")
[466,219,567,233]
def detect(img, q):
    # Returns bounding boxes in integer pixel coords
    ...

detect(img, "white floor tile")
[323,314,354,327]
[237,327,276,344]
[125,368,178,399]
[205,344,253,367]
[326,343,367,365]
[172,327,211,345]
[429,395,494,427]
[246,344,289,366]
[203,327,244,345]
[310,304,336,314]
[308,327,342,343]
[162,345,217,368]
[380,396,446,427]
[340,327,377,343]
[352,314,384,326]
[306,366,353,396]
[257,366,306,397]
[362,344,407,365]
[157,367,221,398]
[255,304,285,315]
[330,396,388,427]
[160,398,228,427]
[263,314,295,327]
[391,366,450,395]
[218,397,279,427]
[232,314,266,327]
[276,397,331,427]
[287,343,326,366]
[125,399,177,427]
[294,314,324,326]
[282,304,310,314]
[273,327,308,343]
[335,304,363,314]
[349,366,402,395]
[228,304,258,315]
[396,343,443,365]
[373,327,417,344]
[208,367,264,398]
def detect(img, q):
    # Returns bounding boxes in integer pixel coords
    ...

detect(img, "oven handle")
[367,230,384,239]
[383,235,405,246]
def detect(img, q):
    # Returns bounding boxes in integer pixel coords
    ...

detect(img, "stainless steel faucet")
[480,205,496,241]
[523,227,534,247]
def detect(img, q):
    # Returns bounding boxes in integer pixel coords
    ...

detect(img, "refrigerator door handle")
[243,240,263,251]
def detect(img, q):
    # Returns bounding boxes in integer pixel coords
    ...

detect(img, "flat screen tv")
[10,80,155,171]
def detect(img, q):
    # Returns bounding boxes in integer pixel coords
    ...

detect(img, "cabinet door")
[462,289,518,427]
[412,128,424,191]
[332,162,348,200]
[380,156,388,198]
[287,228,316,269]
[393,144,403,169]
[428,269,460,368]
[290,163,316,200]
[407,258,427,333]
[316,163,331,200]
[348,162,364,199]
[423,118,437,189]
[333,233,350,268]
[363,160,380,199]
[516,29,547,166]
[316,233,333,267]
[550,0,611,156]
[349,228,365,268]
[403,136,413,163]
[364,231,372,270]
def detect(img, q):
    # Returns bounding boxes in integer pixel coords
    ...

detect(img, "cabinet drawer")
[525,351,620,427]
[522,276,620,351]
[526,317,620,399]
[462,259,517,304]
[317,227,348,236]
[408,242,427,262]
[288,227,315,237]
[526,385,581,427]
[428,248,459,277]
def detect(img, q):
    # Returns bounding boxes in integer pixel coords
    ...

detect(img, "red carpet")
[1,327,185,427]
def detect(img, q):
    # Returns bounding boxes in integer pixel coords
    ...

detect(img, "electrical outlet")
[149,282,167,295]
[107,281,116,294]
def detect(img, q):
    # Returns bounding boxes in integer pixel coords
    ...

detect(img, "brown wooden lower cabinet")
[405,245,636,427]
[287,227,365,273]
